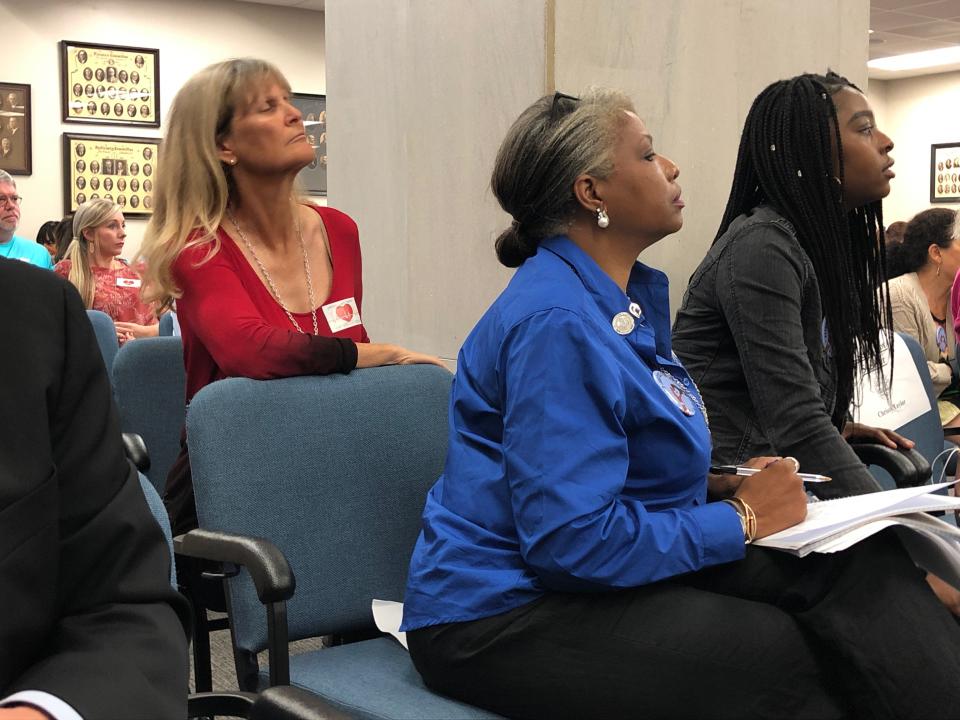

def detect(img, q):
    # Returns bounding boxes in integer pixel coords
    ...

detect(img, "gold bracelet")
[723,497,757,544]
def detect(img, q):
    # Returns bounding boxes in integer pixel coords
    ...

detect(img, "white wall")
[328,0,870,363]
[2,0,325,260]
[553,0,870,317]
[326,0,543,361]
[868,72,960,226]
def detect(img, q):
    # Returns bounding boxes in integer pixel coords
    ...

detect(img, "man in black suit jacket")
[0,258,188,718]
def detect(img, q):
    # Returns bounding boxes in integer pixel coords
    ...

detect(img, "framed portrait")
[930,143,960,204]
[291,92,326,195]
[63,133,160,217]
[0,83,31,175]
[60,40,160,127]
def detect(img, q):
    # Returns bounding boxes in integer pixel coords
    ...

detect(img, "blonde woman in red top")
[139,58,443,534]
[54,199,158,344]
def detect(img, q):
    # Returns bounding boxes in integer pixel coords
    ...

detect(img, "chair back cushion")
[113,337,186,494]
[138,471,177,588]
[86,309,119,372]
[187,365,452,653]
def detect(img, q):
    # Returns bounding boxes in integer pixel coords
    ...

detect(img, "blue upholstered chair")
[138,471,177,588]
[854,333,948,490]
[158,312,176,336]
[112,336,186,494]
[176,365,499,719]
[135,468,347,719]
[86,309,119,372]
[894,333,954,474]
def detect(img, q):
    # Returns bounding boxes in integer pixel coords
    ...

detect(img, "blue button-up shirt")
[401,236,745,631]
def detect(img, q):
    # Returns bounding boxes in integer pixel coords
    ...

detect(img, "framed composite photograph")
[60,40,160,127]
[0,83,31,175]
[931,142,960,204]
[63,133,159,216]
[291,92,326,195]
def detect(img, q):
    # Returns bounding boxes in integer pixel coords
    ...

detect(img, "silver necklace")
[227,206,318,335]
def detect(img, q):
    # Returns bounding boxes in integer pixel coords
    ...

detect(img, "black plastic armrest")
[121,432,150,473]
[850,442,931,487]
[188,691,257,719]
[250,686,353,720]
[174,528,296,604]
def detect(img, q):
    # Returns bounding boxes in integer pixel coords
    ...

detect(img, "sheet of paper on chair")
[852,333,929,428]
[372,599,408,650]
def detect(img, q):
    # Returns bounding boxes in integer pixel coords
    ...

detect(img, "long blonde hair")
[139,58,291,308]
[65,199,122,308]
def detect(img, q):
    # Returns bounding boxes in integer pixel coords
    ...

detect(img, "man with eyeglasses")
[0,171,52,269]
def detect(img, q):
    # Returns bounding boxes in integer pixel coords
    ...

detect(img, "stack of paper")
[754,481,960,588]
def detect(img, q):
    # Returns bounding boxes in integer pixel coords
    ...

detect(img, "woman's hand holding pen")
[707,455,778,499]
[733,457,808,539]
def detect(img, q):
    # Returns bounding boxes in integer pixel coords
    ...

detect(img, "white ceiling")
[871,0,960,57]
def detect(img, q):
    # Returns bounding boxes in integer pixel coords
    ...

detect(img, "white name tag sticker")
[116,277,141,288]
[321,296,362,333]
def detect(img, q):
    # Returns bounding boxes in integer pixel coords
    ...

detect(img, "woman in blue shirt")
[402,90,960,719]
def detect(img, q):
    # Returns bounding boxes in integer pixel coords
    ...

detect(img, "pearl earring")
[230,158,237,166]
[596,205,609,229]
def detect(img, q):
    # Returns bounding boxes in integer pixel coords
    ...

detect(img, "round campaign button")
[612,312,635,335]
[653,370,695,416]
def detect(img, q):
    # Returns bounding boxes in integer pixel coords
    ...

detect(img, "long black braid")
[716,72,891,428]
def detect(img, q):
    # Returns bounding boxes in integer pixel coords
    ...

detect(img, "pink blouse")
[54,259,157,329]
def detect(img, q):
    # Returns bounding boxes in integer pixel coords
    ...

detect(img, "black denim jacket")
[672,205,880,499]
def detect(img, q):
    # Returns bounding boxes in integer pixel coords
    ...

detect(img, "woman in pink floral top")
[54,199,158,343]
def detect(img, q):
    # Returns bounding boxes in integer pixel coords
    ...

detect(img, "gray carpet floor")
[189,613,326,692]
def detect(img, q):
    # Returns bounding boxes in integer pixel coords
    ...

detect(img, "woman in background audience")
[673,72,911,501]
[884,219,907,251]
[53,215,73,263]
[35,220,59,260]
[402,88,960,720]
[886,208,960,430]
[139,58,442,535]
[54,199,158,344]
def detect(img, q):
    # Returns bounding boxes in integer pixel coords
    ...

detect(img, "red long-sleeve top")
[173,204,369,405]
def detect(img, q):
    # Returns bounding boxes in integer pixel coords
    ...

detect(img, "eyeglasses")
[0,195,22,207]
[549,91,580,122]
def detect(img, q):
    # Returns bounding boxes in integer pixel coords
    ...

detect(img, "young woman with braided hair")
[673,71,913,502]
[674,70,960,620]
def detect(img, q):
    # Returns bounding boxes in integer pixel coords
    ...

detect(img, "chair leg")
[177,554,217,693]
[192,604,214,693]
[233,647,260,693]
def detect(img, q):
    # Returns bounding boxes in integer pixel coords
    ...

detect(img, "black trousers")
[408,532,960,719]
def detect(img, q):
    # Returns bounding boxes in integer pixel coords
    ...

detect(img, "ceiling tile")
[871,9,939,29]
[872,0,941,9]
[883,19,960,36]
[895,0,960,19]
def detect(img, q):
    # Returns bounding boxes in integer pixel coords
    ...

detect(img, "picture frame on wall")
[930,142,960,204]
[63,133,160,217]
[60,40,160,127]
[0,82,32,175]
[291,92,326,196]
